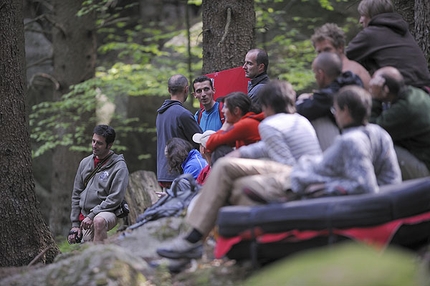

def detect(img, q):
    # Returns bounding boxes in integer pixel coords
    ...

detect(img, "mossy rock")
[245,242,423,286]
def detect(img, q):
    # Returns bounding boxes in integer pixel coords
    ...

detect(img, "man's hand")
[68,227,82,244]
[81,217,93,230]
[369,75,387,99]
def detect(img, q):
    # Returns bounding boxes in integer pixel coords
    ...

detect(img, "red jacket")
[206,112,264,152]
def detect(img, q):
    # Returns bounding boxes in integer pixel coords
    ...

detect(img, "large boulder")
[244,242,425,286]
[125,170,161,225]
[0,245,149,286]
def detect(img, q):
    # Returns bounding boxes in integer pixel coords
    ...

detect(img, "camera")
[68,230,83,244]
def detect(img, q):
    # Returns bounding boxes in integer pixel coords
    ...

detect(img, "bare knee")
[93,216,107,232]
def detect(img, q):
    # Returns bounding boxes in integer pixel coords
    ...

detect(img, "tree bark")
[50,0,97,237]
[413,0,430,61]
[393,0,430,63]
[202,0,255,74]
[0,0,59,266]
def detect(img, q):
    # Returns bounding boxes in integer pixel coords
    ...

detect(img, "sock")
[185,228,203,243]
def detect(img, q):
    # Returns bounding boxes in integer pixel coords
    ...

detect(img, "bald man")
[296,52,363,150]
[369,66,430,180]
[156,74,202,187]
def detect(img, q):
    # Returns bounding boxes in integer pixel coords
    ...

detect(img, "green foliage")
[30,0,358,158]
[29,77,146,157]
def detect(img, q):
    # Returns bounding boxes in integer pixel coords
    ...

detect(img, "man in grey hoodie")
[68,125,129,243]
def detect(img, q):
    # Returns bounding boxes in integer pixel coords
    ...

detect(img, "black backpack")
[127,174,200,231]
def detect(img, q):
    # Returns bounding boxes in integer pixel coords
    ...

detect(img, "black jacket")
[296,71,363,122]
[346,13,430,88]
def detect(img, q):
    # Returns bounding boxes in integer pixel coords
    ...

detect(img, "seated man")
[156,80,322,259]
[291,85,401,195]
[311,23,371,90]
[369,66,430,180]
[68,125,129,244]
[296,52,363,150]
[156,85,401,261]
[346,0,430,90]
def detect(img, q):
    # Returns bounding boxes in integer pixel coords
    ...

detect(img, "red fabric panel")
[214,211,430,259]
[206,67,248,100]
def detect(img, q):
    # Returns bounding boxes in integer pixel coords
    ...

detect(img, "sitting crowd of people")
[152,0,430,266]
[68,1,430,271]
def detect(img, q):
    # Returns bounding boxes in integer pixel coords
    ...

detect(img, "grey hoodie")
[70,153,129,227]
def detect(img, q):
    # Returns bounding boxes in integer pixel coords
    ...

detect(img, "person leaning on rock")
[68,125,129,244]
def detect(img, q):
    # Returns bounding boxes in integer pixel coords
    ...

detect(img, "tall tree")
[201,0,255,74]
[0,0,59,266]
[49,0,97,236]
[393,0,430,62]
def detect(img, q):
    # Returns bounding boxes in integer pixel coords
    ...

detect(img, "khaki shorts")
[82,211,117,242]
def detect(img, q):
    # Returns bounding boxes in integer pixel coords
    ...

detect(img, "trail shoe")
[157,237,203,259]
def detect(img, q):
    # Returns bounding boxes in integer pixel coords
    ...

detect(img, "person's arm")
[182,151,207,179]
[238,141,268,159]
[346,30,375,70]
[291,135,378,195]
[70,160,86,228]
[322,136,379,194]
[206,119,252,151]
[296,91,333,121]
[260,124,296,165]
[369,99,383,122]
[371,99,410,141]
[88,162,129,219]
[179,111,203,149]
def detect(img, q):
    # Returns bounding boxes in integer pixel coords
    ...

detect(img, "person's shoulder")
[80,153,93,164]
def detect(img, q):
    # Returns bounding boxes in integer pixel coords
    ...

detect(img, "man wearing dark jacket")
[346,0,430,89]
[296,52,363,150]
[243,48,270,112]
[156,74,202,188]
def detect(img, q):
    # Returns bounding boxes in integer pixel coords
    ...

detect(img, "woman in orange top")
[206,92,264,152]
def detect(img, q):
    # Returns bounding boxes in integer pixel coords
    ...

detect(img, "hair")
[192,75,214,91]
[377,67,406,96]
[358,0,394,19]
[165,137,194,174]
[311,23,346,50]
[168,74,188,95]
[314,52,343,79]
[334,85,372,125]
[93,125,116,146]
[248,48,269,73]
[259,80,297,114]
[224,92,254,116]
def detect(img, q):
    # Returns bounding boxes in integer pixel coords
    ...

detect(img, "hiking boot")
[157,237,203,259]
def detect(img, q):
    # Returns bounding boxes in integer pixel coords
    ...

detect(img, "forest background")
[1,0,429,266]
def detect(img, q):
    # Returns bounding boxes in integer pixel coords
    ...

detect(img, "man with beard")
[68,125,129,243]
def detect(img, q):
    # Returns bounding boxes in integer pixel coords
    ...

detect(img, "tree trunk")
[0,0,59,266]
[413,0,430,61]
[50,0,97,237]
[201,0,255,74]
[393,0,430,63]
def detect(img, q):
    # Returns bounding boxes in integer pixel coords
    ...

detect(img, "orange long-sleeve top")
[205,112,265,152]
